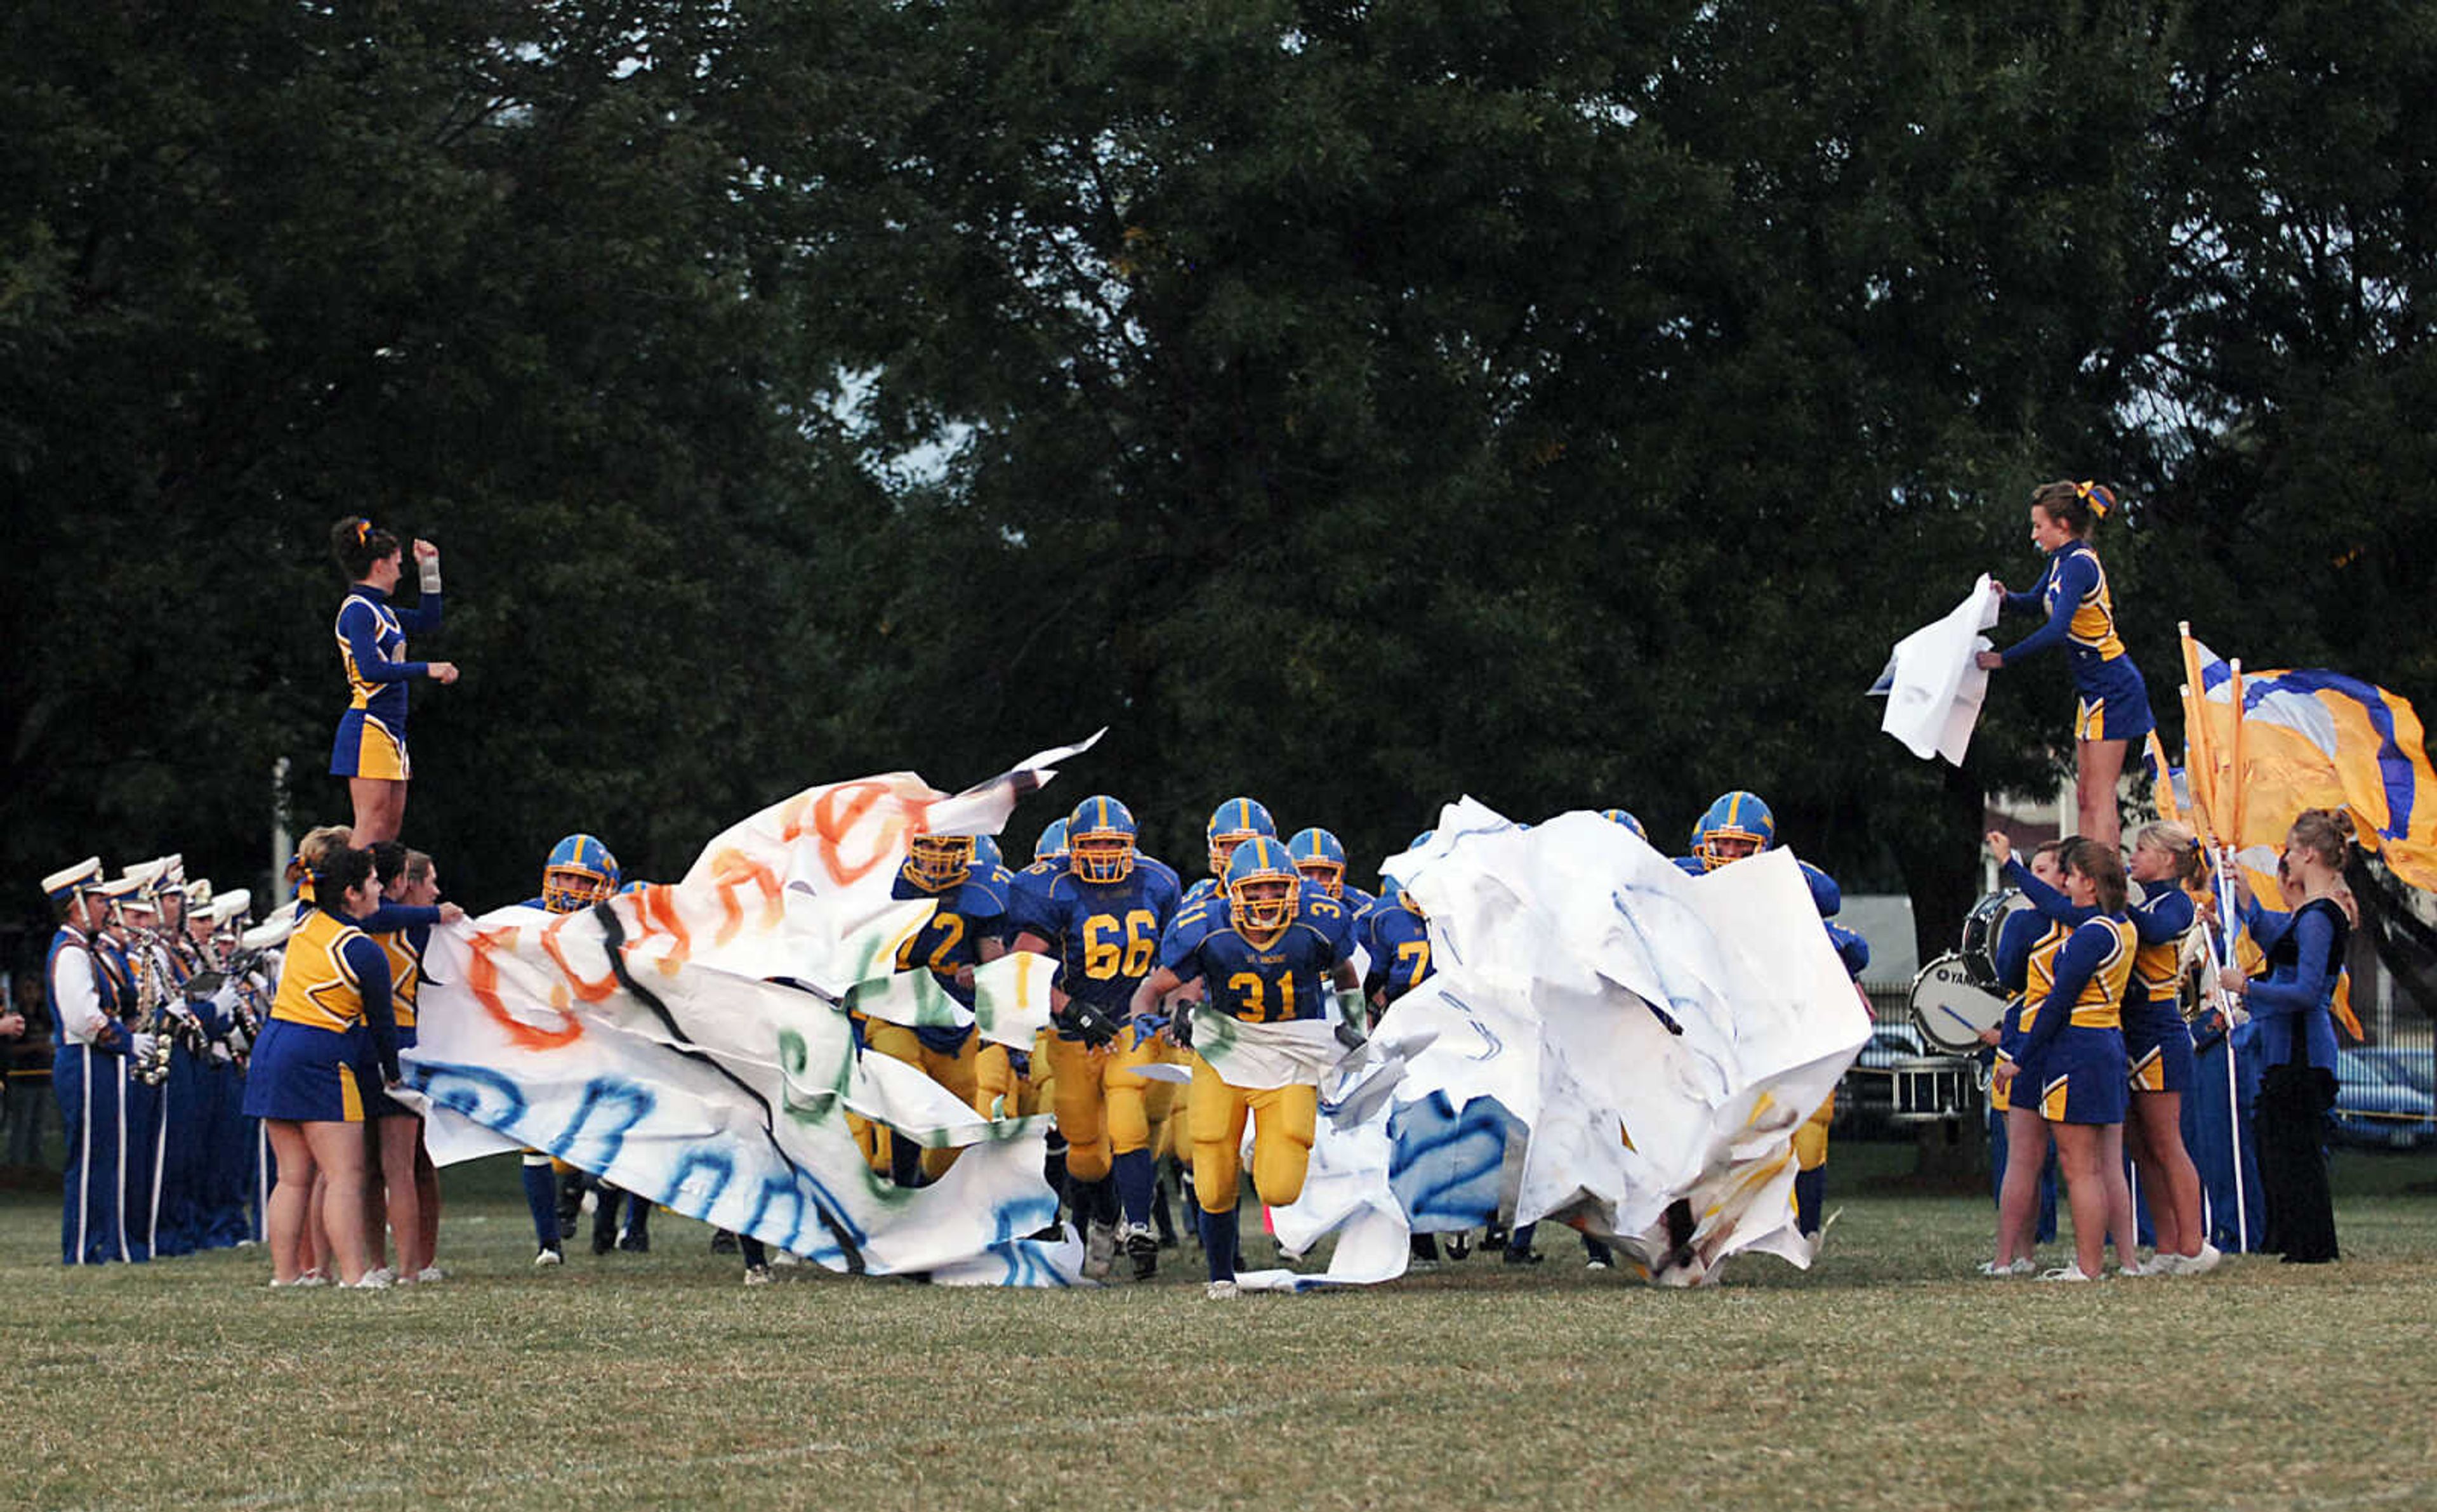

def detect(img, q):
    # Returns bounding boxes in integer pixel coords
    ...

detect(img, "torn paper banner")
[1870,575,2000,765]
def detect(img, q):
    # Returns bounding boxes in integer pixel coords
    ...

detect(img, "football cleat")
[1083,1219,1118,1280]
[1124,1221,1159,1280]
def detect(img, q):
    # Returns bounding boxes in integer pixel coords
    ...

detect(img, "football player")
[1007,796,1183,1279]
[872,829,1013,1183]
[1130,836,1361,1299]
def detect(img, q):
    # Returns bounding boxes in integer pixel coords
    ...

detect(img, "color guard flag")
[2191,641,2437,890]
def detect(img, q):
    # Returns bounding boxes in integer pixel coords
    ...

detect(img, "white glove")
[209,1042,235,1066]
[415,539,442,594]
[130,1032,160,1061]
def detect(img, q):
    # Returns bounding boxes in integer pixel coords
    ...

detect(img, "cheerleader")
[1992,838,2136,1282]
[2216,809,2354,1264]
[362,842,440,1282]
[1977,481,2153,850]
[1979,838,2067,1276]
[2002,824,2217,1273]
[327,516,457,845]
[244,846,404,1287]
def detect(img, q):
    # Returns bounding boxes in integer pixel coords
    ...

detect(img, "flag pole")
[2221,657,2250,1251]
[2179,623,2249,1252]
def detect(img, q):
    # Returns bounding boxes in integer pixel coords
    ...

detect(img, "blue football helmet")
[1225,835,1300,935]
[974,835,1003,871]
[543,834,619,912]
[1031,817,1069,865]
[1286,827,1348,898]
[1693,791,1775,871]
[1601,808,1648,841]
[1067,796,1138,884]
[906,831,976,891]
[1206,797,1277,876]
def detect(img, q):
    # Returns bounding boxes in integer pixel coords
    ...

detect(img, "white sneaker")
[1585,1259,1610,1272]
[2009,1258,2037,1275]
[744,1264,774,1287]
[344,1271,392,1290]
[360,1266,397,1287]
[1204,1279,1239,1301]
[1975,1260,2019,1277]
[1083,1219,1118,1280]
[2174,1242,2221,1275]
[2040,1264,2097,1282]
[533,1246,564,1268]
[234,1239,258,1249]
[413,1265,447,1284]
[294,1270,328,1289]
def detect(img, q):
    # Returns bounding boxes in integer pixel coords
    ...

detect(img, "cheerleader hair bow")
[2074,480,2117,520]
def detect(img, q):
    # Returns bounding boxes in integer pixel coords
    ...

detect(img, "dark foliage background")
[5,0,2431,971]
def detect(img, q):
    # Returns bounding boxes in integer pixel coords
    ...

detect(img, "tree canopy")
[4,0,2431,964]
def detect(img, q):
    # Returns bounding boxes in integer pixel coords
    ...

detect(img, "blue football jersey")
[890,858,1013,1008]
[1159,891,1354,1025]
[1019,855,1184,1013]
[1361,899,1433,1005]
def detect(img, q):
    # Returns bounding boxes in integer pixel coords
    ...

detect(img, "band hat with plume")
[43,857,103,900]
[185,879,214,911]
[210,888,253,926]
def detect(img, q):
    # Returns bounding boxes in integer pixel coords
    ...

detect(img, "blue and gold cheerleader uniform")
[329,581,440,780]
[1158,874,1357,1285]
[243,906,398,1123]
[2013,912,2136,1126]
[1988,898,2067,1237]
[359,917,427,1121]
[1998,539,2153,743]
[2006,859,2196,1096]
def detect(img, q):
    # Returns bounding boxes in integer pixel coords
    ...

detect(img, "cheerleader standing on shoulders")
[327,516,457,845]
[1977,481,2152,850]
[1993,838,2137,1282]
[2217,809,2354,1265]
[244,846,406,1288]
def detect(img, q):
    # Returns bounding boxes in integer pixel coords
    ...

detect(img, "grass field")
[8,1145,2437,1511]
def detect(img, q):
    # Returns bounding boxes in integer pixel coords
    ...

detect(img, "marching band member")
[2217,808,2354,1264]
[1007,796,1183,1280]
[45,858,153,1265]
[1977,480,2153,850]
[121,860,208,1258]
[1130,836,1362,1299]
[1993,838,2136,1281]
[90,873,164,1262]
[328,516,457,845]
[245,845,403,1287]
[194,883,265,1248]
[1979,837,2067,1275]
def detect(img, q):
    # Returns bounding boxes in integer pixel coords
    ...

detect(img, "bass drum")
[1957,888,2026,983]
[1908,952,2012,1055]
